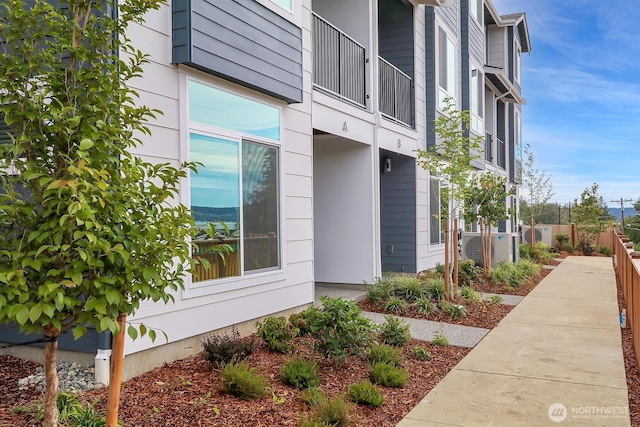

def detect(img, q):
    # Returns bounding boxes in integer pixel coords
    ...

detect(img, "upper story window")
[438,26,457,110]
[188,80,281,284]
[515,45,521,83]
[270,0,292,11]
[515,110,522,159]
[470,0,482,26]
[470,64,484,134]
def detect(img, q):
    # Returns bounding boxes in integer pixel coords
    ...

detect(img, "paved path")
[397,256,631,426]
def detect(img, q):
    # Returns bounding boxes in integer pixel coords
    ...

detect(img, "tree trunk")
[444,223,450,301]
[479,218,486,273]
[531,216,536,248]
[453,217,459,298]
[487,227,493,270]
[43,326,60,427]
[106,313,127,427]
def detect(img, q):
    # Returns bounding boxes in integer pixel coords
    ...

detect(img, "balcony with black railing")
[379,57,412,126]
[312,13,366,108]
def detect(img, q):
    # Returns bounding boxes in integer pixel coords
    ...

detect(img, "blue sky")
[491,0,640,207]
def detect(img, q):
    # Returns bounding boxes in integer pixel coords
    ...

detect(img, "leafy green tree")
[465,173,513,273]
[0,0,203,425]
[520,144,554,245]
[624,198,640,245]
[417,98,483,298]
[572,183,613,255]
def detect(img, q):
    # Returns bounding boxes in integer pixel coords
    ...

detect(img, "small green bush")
[484,295,503,305]
[390,275,426,301]
[432,331,449,346]
[435,263,446,275]
[491,260,540,288]
[379,314,411,347]
[306,297,377,363]
[519,243,531,260]
[367,343,402,367]
[366,277,394,305]
[36,392,108,426]
[281,358,320,390]
[426,278,446,301]
[370,363,408,387]
[599,246,613,256]
[300,387,327,407]
[555,233,570,248]
[460,287,482,304]
[308,395,352,427]
[255,316,298,353]
[384,296,408,314]
[411,345,431,361]
[221,362,269,400]
[201,326,255,368]
[413,297,435,315]
[348,380,384,407]
[458,260,483,287]
[289,310,311,335]
[563,244,574,252]
[439,301,468,319]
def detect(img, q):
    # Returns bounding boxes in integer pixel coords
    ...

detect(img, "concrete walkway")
[397,256,631,426]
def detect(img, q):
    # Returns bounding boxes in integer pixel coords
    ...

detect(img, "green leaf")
[148,329,157,342]
[73,324,87,339]
[79,139,94,150]
[41,304,54,318]
[105,289,120,305]
[71,271,83,286]
[15,306,29,325]
[28,304,42,323]
[127,324,138,340]
[139,323,147,337]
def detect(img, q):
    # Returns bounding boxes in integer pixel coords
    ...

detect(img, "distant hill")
[608,207,636,222]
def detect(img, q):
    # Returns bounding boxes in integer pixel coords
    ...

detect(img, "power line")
[609,197,633,233]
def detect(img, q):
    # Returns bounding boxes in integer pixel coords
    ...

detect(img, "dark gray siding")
[379,0,415,127]
[435,0,458,34]
[172,0,302,104]
[380,151,416,273]
[508,102,515,182]
[425,7,436,149]
[0,324,101,353]
[507,27,514,83]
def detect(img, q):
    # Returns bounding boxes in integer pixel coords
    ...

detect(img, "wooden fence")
[539,224,615,251]
[613,230,640,367]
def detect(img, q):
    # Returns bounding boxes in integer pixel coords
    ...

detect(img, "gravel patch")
[17,360,104,393]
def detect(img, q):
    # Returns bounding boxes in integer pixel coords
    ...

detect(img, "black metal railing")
[497,137,506,169]
[312,13,366,107]
[484,131,493,162]
[379,57,411,126]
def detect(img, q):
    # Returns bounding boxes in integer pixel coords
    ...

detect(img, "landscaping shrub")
[491,260,540,288]
[370,363,408,387]
[36,392,107,426]
[390,275,426,300]
[599,246,613,256]
[300,387,327,408]
[306,297,377,363]
[431,331,449,346]
[413,297,435,315]
[458,260,483,287]
[425,278,446,301]
[281,358,320,390]
[289,310,312,336]
[460,287,482,304]
[366,277,394,305]
[439,301,468,319]
[410,345,431,361]
[303,395,352,427]
[221,362,268,400]
[555,233,570,249]
[484,295,503,305]
[379,315,411,347]
[348,380,384,407]
[384,296,408,314]
[200,326,255,368]
[255,316,298,353]
[367,343,402,367]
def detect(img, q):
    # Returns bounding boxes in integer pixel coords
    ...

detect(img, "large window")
[438,26,456,109]
[188,81,281,283]
[429,177,444,245]
[515,46,521,83]
[470,64,484,134]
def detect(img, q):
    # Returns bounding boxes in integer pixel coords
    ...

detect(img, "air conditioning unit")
[521,226,553,246]
[462,232,514,267]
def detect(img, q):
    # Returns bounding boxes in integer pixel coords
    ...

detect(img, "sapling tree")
[520,144,554,247]
[0,0,201,425]
[417,98,483,299]
[572,183,612,255]
[465,173,512,273]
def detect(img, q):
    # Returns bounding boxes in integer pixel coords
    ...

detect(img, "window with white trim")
[429,177,444,245]
[270,0,292,11]
[515,45,521,83]
[470,64,484,134]
[438,26,457,110]
[470,0,482,26]
[188,80,281,283]
[515,110,522,159]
